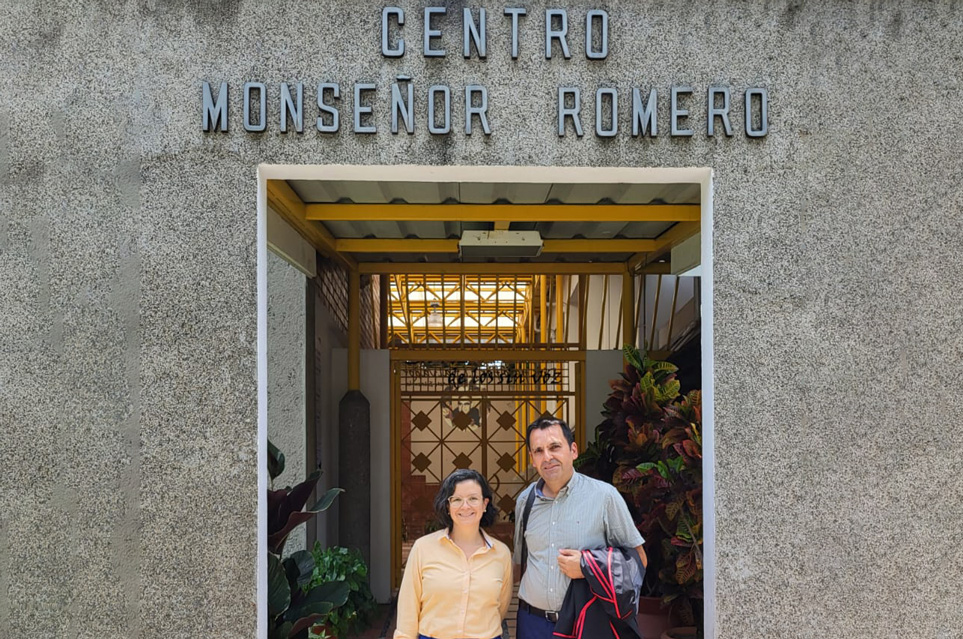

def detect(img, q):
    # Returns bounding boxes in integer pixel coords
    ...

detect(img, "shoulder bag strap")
[519,485,538,577]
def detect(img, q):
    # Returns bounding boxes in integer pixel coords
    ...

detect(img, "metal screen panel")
[396,360,578,577]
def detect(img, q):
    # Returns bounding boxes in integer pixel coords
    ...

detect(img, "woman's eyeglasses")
[448,496,483,508]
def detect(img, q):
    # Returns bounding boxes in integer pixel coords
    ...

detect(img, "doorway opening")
[257,165,716,639]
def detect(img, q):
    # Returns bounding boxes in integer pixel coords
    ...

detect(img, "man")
[513,417,647,639]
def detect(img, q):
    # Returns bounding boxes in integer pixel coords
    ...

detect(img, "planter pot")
[661,627,697,639]
[636,596,674,639]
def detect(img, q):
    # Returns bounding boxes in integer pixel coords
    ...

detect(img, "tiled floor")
[354,586,520,639]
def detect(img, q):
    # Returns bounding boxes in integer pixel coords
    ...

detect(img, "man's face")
[528,424,578,487]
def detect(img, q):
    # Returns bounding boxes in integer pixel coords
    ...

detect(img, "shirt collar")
[442,529,493,549]
[534,471,581,499]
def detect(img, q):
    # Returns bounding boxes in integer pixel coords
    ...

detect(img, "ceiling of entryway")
[267,178,700,273]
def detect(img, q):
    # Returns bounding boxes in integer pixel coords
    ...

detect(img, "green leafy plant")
[307,545,377,639]
[577,346,704,637]
[629,389,703,634]
[577,346,681,485]
[268,440,350,639]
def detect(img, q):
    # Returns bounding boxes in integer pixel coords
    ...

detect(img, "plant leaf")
[268,553,292,617]
[269,511,319,554]
[649,359,678,374]
[661,428,687,448]
[285,601,334,622]
[658,379,681,403]
[655,461,671,479]
[676,552,697,584]
[622,345,644,372]
[268,472,326,554]
[288,613,326,638]
[303,579,350,608]
[682,439,702,460]
[308,487,344,513]
[270,621,293,639]
[269,440,286,481]
[284,471,323,515]
[284,550,317,588]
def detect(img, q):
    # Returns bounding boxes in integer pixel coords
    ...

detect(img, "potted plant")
[268,440,350,639]
[577,347,704,639]
[630,389,703,639]
[306,545,377,639]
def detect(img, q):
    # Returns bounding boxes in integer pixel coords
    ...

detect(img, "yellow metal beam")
[348,270,360,390]
[598,274,609,350]
[626,257,672,274]
[555,275,564,343]
[267,180,357,270]
[641,262,672,275]
[379,274,389,348]
[576,361,586,446]
[359,262,625,275]
[539,275,547,345]
[627,222,700,273]
[336,238,659,254]
[546,239,658,253]
[390,303,529,312]
[666,276,681,348]
[389,364,401,589]
[648,274,663,350]
[577,276,587,350]
[338,239,456,253]
[306,203,700,223]
[625,252,645,272]
[654,221,701,251]
[622,270,635,349]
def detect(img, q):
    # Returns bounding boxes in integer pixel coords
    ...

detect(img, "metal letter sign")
[201,7,771,140]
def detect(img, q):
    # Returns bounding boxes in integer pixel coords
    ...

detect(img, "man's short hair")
[525,416,575,448]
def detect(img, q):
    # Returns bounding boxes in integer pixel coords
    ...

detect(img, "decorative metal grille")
[399,360,571,393]
[398,360,577,568]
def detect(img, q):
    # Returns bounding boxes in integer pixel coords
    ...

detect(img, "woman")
[395,469,513,639]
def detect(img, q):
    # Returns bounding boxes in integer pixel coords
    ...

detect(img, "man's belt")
[518,599,559,623]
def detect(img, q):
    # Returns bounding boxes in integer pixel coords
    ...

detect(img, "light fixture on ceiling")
[427,302,443,327]
[458,230,543,258]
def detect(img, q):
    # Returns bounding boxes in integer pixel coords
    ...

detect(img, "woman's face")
[448,479,489,531]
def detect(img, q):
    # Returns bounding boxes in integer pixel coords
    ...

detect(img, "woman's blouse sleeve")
[498,544,513,620]
[393,541,422,639]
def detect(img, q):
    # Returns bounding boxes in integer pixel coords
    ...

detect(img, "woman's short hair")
[432,468,499,531]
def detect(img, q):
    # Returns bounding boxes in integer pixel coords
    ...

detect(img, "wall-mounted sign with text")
[202,7,769,139]
[444,365,563,388]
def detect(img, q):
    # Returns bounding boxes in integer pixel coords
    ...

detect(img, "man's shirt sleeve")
[603,485,645,548]
[512,488,526,565]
